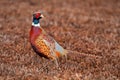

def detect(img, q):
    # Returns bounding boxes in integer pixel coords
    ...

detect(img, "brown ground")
[0,0,120,80]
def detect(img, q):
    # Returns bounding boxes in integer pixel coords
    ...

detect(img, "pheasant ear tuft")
[33,14,35,17]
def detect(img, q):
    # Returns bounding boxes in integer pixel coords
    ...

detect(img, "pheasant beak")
[40,14,44,18]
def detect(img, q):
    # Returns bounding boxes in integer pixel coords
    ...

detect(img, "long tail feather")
[65,49,102,59]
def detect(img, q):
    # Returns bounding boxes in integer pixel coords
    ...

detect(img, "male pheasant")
[30,12,67,61]
[30,12,101,65]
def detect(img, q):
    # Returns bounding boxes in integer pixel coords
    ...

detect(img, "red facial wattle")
[35,13,41,19]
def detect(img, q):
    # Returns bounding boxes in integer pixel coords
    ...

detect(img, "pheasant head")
[32,12,44,26]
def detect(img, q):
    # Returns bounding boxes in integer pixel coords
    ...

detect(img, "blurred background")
[0,0,120,80]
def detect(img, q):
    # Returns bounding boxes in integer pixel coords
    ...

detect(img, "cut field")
[0,0,120,80]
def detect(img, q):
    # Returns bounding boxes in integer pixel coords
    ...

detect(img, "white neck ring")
[32,22,40,27]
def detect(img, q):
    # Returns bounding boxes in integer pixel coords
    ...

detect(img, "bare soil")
[0,0,120,80]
